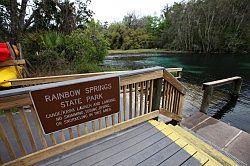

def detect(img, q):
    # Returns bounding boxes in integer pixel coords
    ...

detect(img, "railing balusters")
[135,83,138,117]
[84,122,88,134]
[112,114,115,125]
[149,80,154,112]
[77,125,81,136]
[18,108,37,152]
[68,128,74,139]
[49,133,57,145]
[31,106,48,148]
[105,116,109,127]
[161,80,166,108]
[59,130,65,142]
[0,123,16,159]
[144,81,149,114]
[6,111,27,156]
[118,111,121,123]
[123,85,127,121]
[129,84,133,119]
[140,82,144,116]
[92,120,96,132]
[168,85,173,112]
[99,118,102,129]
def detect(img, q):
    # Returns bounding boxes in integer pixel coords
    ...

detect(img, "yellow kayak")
[0,66,22,87]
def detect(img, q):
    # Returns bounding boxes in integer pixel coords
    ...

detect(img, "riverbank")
[108,49,191,55]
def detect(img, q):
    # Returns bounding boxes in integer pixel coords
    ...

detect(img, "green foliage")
[22,20,109,75]
[106,23,126,49]
[65,20,109,64]
[40,31,65,50]
[158,0,249,53]
[121,28,151,50]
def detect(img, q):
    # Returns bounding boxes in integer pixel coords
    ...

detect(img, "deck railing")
[0,67,186,165]
[200,76,242,114]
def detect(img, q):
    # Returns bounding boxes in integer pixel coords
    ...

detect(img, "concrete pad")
[180,111,209,129]
[224,132,250,165]
[192,117,241,148]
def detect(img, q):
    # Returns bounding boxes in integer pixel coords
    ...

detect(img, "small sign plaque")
[30,77,120,134]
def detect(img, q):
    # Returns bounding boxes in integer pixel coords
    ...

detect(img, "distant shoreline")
[108,49,249,55]
[108,49,191,55]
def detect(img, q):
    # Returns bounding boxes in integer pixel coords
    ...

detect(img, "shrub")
[65,20,109,64]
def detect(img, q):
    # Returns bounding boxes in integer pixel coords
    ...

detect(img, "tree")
[160,0,249,52]
[0,0,93,42]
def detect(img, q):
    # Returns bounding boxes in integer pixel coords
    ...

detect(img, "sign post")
[30,77,120,134]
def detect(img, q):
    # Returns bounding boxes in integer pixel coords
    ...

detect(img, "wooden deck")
[0,67,243,166]
[35,120,237,166]
[35,121,200,166]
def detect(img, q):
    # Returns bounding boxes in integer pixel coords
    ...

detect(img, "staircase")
[149,120,240,166]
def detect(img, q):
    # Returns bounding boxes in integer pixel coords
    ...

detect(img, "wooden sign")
[30,77,120,134]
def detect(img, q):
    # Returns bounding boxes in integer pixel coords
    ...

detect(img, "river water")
[104,53,250,133]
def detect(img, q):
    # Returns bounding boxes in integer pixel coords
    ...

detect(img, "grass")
[108,49,188,55]
[0,108,19,116]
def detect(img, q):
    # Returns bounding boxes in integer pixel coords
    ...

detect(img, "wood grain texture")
[135,83,138,117]
[77,125,81,137]
[59,130,65,142]
[0,94,31,110]
[0,60,26,67]
[123,85,127,121]
[140,82,144,116]
[0,123,16,159]
[18,108,37,152]
[2,111,159,166]
[30,106,48,148]
[129,84,133,119]
[159,108,182,121]
[68,128,74,139]
[163,70,186,95]
[49,133,57,145]
[120,70,163,86]
[6,112,27,156]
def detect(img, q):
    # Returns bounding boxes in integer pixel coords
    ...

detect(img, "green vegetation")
[108,49,187,55]
[0,0,249,75]
[106,0,249,53]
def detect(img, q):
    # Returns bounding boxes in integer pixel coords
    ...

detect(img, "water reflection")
[212,96,238,119]
[104,53,250,133]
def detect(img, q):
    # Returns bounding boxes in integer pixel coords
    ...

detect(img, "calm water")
[104,53,250,133]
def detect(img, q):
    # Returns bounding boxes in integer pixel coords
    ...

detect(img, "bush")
[22,21,109,76]
[28,49,68,75]
[65,20,109,64]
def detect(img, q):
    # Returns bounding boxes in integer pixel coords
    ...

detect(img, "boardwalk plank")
[71,125,160,166]
[158,148,193,166]
[36,122,154,166]
[137,142,183,166]
[93,131,167,166]
[181,157,202,166]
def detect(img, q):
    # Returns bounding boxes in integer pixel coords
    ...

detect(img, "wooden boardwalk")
[35,120,237,166]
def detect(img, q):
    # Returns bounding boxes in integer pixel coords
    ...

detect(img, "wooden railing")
[7,68,182,87]
[0,67,186,165]
[200,76,242,114]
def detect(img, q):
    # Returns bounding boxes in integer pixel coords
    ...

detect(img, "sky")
[89,0,181,23]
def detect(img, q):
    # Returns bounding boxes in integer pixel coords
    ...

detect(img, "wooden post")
[152,78,163,112]
[200,85,213,114]
[232,78,242,97]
